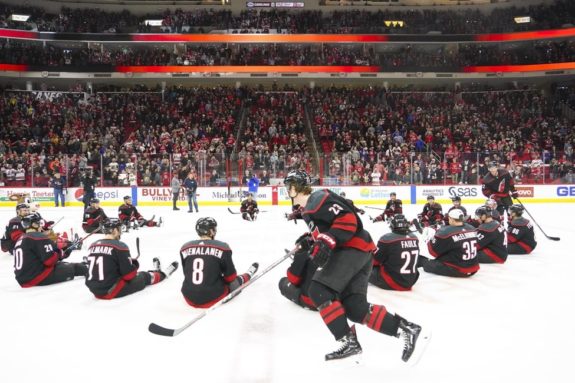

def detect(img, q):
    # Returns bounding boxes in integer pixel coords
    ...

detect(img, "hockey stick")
[515,198,560,241]
[148,247,297,337]
[135,237,141,259]
[227,207,241,215]
[46,216,64,230]
[364,206,386,211]
[63,227,102,255]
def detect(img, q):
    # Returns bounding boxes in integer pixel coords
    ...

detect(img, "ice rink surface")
[1,202,574,383]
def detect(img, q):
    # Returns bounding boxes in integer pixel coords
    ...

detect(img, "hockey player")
[284,170,428,363]
[180,217,259,307]
[82,198,108,233]
[412,195,444,234]
[118,196,162,230]
[443,196,467,225]
[371,192,402,223]
[482,162,518,216]
[339,192,365,215]
[85,218,178,299]
[278,234,318,310]
[474,206,508,264]
[370,214,420,291]
[419,209,479,278]
[13,213,86,288]
[240,193,259,221]
[1,203,29,254]
[507,204,537,254]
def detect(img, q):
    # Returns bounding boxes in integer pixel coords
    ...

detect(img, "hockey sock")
[146,271,165,285]
[363,304,400,337]
[74,263,88,277]
[319,300,350,340]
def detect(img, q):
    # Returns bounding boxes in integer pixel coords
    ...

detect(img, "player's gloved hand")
[56,236,70,250]
[43,221,54,230]
[131,258,140,269]
[358,209,365,215]
[286,205,304,221]
[309,233,336,268]
[58,249,70,260]
[511,191,519,199]
[295,232,314,252]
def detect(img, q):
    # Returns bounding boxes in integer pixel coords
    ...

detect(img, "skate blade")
[326,352,363,367]
[407,328,432,366]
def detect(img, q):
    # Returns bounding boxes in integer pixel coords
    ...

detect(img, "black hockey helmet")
[284,170,310,189]
[426,195,435,201]
[508,204,524,216]
[390,214,411,234]
[16,202,30,212]
[339,192,346,198]
[102,218,122,234]
[488,161,499,170]
[196,217,217,237]
[21,213,43,229]
[475,205,492,218]
[451,196,461,202]
[90,198,100,204]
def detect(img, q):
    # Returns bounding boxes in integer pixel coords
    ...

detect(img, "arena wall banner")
[136,187,272,206]
[276,185,411,206]
[0,187,128,207]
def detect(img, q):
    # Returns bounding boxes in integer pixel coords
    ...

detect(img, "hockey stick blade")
[148,247,297,337]
[148,322,177,337]
[227,207,241,214]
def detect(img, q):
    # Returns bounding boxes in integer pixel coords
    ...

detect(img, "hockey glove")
[511,191,519,199]
[56,236,70,250]
[286,205,304,221]
[295,232,314,252]
[358,209,365,215]
[131,258,140,269]
[372,215,384,223]
[309,233,336,268]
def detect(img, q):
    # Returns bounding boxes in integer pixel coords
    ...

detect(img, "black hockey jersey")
[118,203,142,222]
[286,248,318,308]
[428,223,480,274]
[477,220,508,263]
[2,216,25,253]
[302,189,376,252]
[507,217,537,253]
[240,200,259,213]
[82,207,108,233]
[384,199,403,217]
[421,202,444,224]
[13,232,61,287]
[374,232,420,290]
[180,239,238,307]
[482,169,516,199]
[85,239,138,298]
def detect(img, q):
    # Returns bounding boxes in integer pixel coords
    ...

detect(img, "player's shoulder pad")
[304,189,331,213]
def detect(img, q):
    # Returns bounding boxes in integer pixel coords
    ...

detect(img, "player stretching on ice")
[240,193,259,221]
[284,170,429,363]
[180,217,258,307]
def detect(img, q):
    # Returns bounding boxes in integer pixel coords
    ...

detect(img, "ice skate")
[325,325,362,362]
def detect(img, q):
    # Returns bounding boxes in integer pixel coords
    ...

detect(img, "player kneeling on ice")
[82,198,108,233]
[278,233,318,310]
[2,202,29,254]
[118,196,162,230]
[284,170,429,363]
[370,214,420,291]
[418,209,479,278]
[506,204,537,255]
[85,219,178,299]
[474,206,508,264]
[240,193,259,221]
[180,217,259,308]
[14,213,86,288]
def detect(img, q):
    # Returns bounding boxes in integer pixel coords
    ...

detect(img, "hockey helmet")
[339,192,346,198]
[196,217,217,237]
[21,213,43,230]
[488,161,499,170]
[90,198,100,204]
[485,198,498,209]
[102,218,122,234]
[451,196,461,203]
[284,170,310,189]
[508,204,524,217]
[426,195,435,201]
[16,202,30,212]
[475,205,492,218]
[390,214,410,234]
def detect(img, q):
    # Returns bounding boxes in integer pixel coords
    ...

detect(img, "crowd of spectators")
[0,85,573,188]
[1,2,575,35]
[307,86,574,185]
[1,39,574,70]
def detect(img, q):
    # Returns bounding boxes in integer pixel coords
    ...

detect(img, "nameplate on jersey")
[401,240,418,249]
[183,246,223,259]
[90,246,113,255]
[451,232,477,242]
